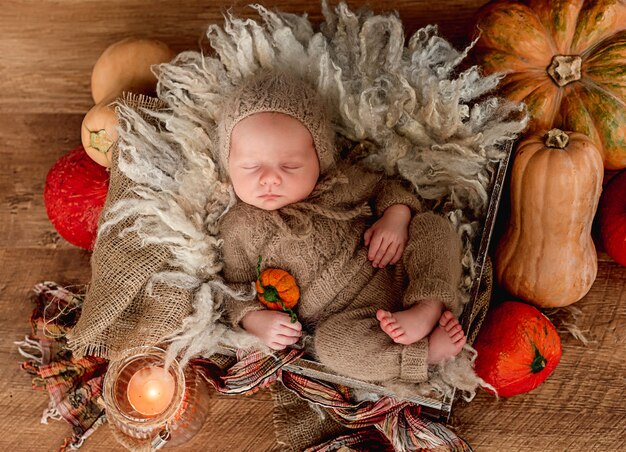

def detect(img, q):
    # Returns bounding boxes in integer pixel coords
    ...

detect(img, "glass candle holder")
[103,346,211,449]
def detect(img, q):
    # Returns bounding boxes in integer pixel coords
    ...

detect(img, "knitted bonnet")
[217,69,336,176]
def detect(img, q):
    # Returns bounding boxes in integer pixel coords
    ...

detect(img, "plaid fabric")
[191,348,303,395]
[17,283,108,451]
[19,283,471,451]
[280,372,471,451]
[307,429,396,452]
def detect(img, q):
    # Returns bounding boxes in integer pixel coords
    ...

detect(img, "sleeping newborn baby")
[217,70,466,385]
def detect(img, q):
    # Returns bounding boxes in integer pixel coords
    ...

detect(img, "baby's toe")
[439,311,455,327]
[446,322,462,335]
[451,329,465,342]
[379,316,397,330]
[392,332,410,344]
[381,321,400,337]
[376,309,391,322]
[390,326,404,338]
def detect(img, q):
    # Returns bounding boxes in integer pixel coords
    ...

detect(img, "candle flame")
[127,366,175,416]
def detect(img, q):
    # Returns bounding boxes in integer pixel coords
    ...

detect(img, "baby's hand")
[364,204,411,268]
[241,310,302,350]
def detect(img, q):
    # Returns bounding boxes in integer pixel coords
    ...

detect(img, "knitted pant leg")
[401,212,463,314]
[314,303,429,384]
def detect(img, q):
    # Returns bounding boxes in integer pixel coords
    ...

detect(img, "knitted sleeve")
[219,209,265,328]
[402,212,463,314]
[374,177,423,217]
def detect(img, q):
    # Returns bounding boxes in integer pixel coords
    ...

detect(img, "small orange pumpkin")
[255,257,300,322]
[474,301,562,397]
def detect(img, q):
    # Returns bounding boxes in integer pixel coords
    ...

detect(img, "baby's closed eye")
[239,163,260,170]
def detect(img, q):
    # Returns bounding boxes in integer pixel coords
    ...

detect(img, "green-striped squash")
[472,0,626,169]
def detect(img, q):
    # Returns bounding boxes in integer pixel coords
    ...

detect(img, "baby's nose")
[260,169,281,185]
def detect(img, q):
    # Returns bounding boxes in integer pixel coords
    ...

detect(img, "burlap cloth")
[67,95,196,359]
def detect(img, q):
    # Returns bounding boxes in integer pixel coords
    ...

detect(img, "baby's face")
[229,112,320,210]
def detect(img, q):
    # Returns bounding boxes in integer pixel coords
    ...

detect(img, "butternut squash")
[495,129,603,307]
[82,38,175,167]
[80,96,118,167]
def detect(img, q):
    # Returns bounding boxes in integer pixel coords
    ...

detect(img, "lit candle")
[127,366,176,417]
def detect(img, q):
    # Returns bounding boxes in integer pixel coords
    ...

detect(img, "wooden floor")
[1,1,625,450]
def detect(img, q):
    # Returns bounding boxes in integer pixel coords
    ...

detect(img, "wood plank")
[0,247,94,451]
[0,0,487,114]
[0,113,83,249]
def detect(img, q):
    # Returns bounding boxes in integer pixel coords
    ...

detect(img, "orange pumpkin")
[91,37,175,104]
[474,301,562,397]
[495,129,603,307]
[255,257,300,322]
[472,0,626,169]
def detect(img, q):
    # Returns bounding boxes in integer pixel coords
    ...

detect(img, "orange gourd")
[255,257,300,323]
[472,0,626,169]
[81,38,175,167]
[495,129,603,307]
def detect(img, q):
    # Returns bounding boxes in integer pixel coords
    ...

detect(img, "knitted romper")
[217,71,462,385]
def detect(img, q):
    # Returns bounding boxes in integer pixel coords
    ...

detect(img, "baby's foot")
[377,299,443,345]
[427,311,466,364]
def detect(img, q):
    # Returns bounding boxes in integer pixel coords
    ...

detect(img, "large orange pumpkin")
[495,129,603,307]
[472,0,626,169]
[474,301,562,397]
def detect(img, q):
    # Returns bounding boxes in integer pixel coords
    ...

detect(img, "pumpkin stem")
[89,129,114,153]
[262,285,280,302]
[256,255,262,280]
[545,129,569,149]
[547,55,582,87]
[530,344,547,374]
[279,301,299,324]
[287,310,298,323]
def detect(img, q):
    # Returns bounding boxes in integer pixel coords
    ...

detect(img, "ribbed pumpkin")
[474,301,562,397]
[255,257,300,323]
[44,146,110,250]
[495,129,603,307]
[472,0,626,169]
